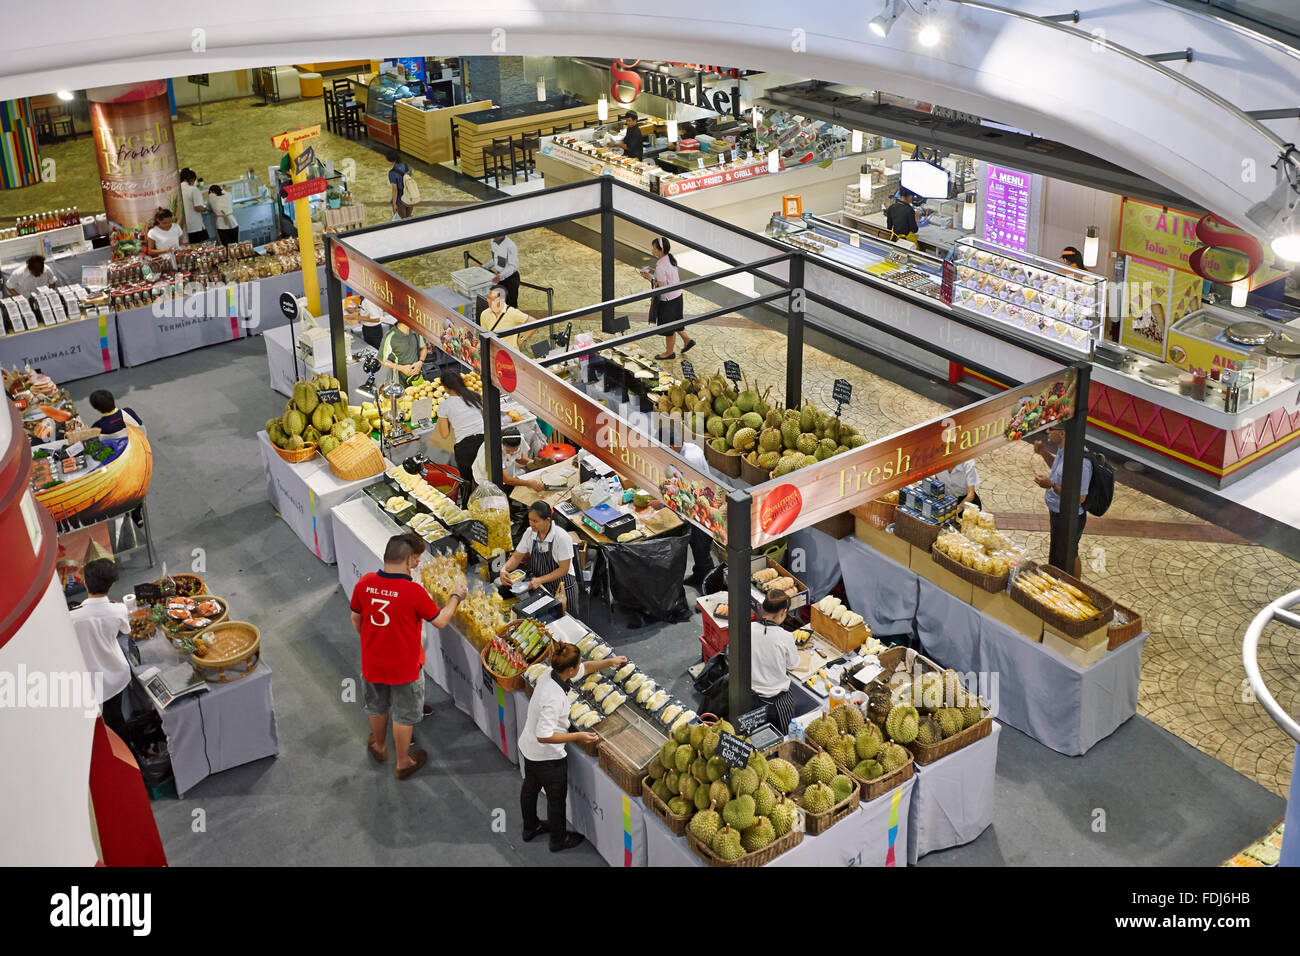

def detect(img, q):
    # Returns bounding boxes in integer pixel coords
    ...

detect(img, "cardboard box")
[970,587,1043,642]
[854,519,911,566]
[1042,628,1108,666]
[909,545,974,604]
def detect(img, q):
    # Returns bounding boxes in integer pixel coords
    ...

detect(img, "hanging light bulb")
[597,95,608,121]
[768,149,780,174]
[667,119,679,143]
[962,191,976,231]
[851,130,863,153]
[1231,279,1249,307]
[1083,225,1100,267]
[56,90,74,101]
[536,75,546,102]
[859,172,872,194]
[752,106,762,129]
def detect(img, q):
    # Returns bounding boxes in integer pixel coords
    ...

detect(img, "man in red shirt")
[351,533,467,779]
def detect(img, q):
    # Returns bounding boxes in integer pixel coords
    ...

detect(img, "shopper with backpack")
[387,150,419,219]
[1033,426,1091,577]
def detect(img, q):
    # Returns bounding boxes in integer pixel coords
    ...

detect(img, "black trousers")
[1048,509,1087,566]
[187,228,209,244]
[688,525,714,584]
[969,492,983,510]
[500,272,521,309]
[453,434,484,506]
[521,755,568,848]
[755,690,796,733]
[217,226,239,245]
[101,687,131,742]
[360,324,384,350]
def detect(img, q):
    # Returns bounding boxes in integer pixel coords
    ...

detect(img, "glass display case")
[365,72,419,125]
[948,237,1105,353]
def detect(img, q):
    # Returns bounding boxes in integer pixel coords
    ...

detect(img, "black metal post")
[479,332,503,487]
[726,490,753,721]
[600,176,615,332]
[325,244,348,394]
[786,252,805,410]
[1051,361,1091,573]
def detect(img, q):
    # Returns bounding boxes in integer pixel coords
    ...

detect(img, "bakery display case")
[949,237,1105,354]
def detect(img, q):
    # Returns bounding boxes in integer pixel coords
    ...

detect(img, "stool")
[515,133,540,181]
[341,99,364,140]
[482,136,517,187]
[322,89,338,132]
[583,119,602,128]
[550,123,571,135]
[298,72,323,97]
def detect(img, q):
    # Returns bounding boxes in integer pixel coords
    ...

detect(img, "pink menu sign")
[983,164,1032,253]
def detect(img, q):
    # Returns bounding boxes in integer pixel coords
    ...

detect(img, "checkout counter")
[454,96,601,180]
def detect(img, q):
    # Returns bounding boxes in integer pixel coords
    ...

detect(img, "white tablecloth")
[786,526,844,604]
[525,741,648,867]
[263,322,363,398]
[331,496,395,596]
[0,313,119,383]
[425,623,521,765]
[908,722,1000,863]
[258,430,377,564]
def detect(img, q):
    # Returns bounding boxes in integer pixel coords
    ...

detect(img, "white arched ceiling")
[2,1,1298,234]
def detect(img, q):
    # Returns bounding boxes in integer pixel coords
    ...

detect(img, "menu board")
[983,164,1032,253]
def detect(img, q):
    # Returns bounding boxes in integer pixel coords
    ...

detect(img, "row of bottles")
[9,207,80,237]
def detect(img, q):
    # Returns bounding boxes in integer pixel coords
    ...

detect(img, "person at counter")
[478,284,532,351]
[473,429,545,493]
[207,184,239,245]
[145,208,185,256]
[518,642,627,851]
[932,461,981,510]
[641,237,695,361]
[70,559,135,742]
[436,369,485,505]
[379,321,428,386]
[679,441,717,592]
[750,592,800,731]
[88,389,144,437]
[489,233,521,308]
[1060,247,1086,271]
[885,189,919,244]
[611,110,645,161]
[5,255,57,297]
[344,295,388,350]
[1034,426,1091,577]
[500,500,579,602]
[179,168,209,243]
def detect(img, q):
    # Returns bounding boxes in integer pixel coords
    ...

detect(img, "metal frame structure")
[1242,590,1300,745]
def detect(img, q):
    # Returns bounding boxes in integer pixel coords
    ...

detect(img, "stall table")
[907,722,1000,863]
[396,99,493,165]
[0,313,119,383]
[116,291,246,366]
[258,430,380,564]
[330,496,396,596]
[836,535,919,636]
[264,323,363,398]
[425,621,520,765]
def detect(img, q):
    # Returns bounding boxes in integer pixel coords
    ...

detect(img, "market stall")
[0,309,119,383]
[264,323,365,399]
[395,97,492,165]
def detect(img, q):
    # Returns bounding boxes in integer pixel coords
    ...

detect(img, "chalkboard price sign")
[316,388,341,405]
[723,360,742,384]
[680,360,696,381]
[734,706,770,738]
[454,520,490,545]
[717,732,754,769]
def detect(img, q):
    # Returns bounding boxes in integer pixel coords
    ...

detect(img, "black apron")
[529,525,578,612]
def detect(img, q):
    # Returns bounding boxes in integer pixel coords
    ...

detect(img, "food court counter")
[454,97,600,180]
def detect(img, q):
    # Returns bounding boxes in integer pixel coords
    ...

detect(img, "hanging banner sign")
[661,159,772,197]
[331,241,485,372]
[271,126,321,151]
[749,367,1079,547]
[1119,256,1201,360]
[281,177,328,202]
[488,340,732,543]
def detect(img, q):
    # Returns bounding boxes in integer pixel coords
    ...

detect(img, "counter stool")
[322,89,338,133]
[583,119,602,128]
[482,136,517,187]
[298,72,324,98]
[549,123,571,136]
[341,98,364,140]
[515,133,540,181]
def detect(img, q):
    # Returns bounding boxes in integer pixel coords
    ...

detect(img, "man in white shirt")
[472,430,544,492]
[179,168,209,243]
[749,592,800,731]
[344,294,388,350]
[5,255,57,297]
[68,559,134,740]
[932,460,981,509]
[489,234,521,308]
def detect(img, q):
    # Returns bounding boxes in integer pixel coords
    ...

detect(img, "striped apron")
[529,525,578,613]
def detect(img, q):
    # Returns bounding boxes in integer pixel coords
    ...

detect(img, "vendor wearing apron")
[932,460,981,510]
[436,368,486,506]
[884,188,919,244]
[379,322,428,386]
[500,501,578,607]
[518,643,627,851]
[751,592,800,732]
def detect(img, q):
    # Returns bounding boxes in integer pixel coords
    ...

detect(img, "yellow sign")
[271,126,320,150]
[1120,256,1202,360]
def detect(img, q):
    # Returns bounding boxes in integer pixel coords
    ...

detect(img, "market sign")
[271,125,320,151]
[609,58,742,118]
[749,368,1079,547]
[488,340,732,543]
[331,241,485,372]
[662,159,770,197]
[281,177,328,202]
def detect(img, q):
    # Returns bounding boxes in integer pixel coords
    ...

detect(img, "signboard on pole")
[282,178,329,202]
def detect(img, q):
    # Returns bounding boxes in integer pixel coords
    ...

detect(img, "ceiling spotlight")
[869,0,902,38]
[1272,231,1300,262]
[57,90,74,101]
[918,22,942,47]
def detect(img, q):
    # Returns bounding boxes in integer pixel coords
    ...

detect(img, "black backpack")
[1084,448,1114,517]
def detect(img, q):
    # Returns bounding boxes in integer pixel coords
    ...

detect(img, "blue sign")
[393,57,426,82]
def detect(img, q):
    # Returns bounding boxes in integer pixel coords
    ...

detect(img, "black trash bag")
[604,525,691,623]
[693,652,730,719]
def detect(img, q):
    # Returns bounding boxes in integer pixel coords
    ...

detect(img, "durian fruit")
[960,705,984,729]
[852,759,883,780]
[665,770,680,794]
[753,781,777,817]
[679,776,699,802]
[766,758,800,794]
[799,761,817,787]
[770,798,798,837]
[689,804,722,844]
[878,742,909,774]
[690,724,709,752]
[800,781,835,814]
[711,826,744,861]
[915,715,944,746]
[700,728,721,757]
[935,707,965,738]
[843,706,866,735]
[855,723,884,761]
[708,780,731,810]
[867,690,893,727]
[694,782,714,811]
[668,796,690,816]
[831,706,850,733]
[830,774,855,804]
[706,756,727,782]
[722,794,756,831]
[913,671,946,712]
[659,739,678,771]
[747,750,768,786]
[648,759,666,781]
[672,721,692,745]
[714,719,736,736]
[652,778,673,803]
[943,669,965,709]
[741,816,776,852]
[795,432,819,456]
[885,705,920,744]
[691,756,710,785]
[805,715,838,750]
[730,766,759,798]
[805,751,836,786]
[674,744,694,773]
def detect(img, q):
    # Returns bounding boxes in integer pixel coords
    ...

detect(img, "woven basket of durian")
[1010,563,1114,636]
[930,531,1013,592]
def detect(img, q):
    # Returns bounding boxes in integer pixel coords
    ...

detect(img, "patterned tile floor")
[6,95,1295,799]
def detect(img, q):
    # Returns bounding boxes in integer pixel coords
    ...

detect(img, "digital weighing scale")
[581,502,637,539]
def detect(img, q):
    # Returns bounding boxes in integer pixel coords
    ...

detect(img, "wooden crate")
[809,604,870,653]
[910,545,974,603]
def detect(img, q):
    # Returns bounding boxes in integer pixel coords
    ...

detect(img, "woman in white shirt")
[207,184,239,245]
[518,642,626,851]
[145,208,185,256]
[344,295,388,350]
[179,168,209,243]
[639,236,695,361]
[500,501,578,605]
[932,460,981,509]
[436,369,486,505]
[750,592,800,731]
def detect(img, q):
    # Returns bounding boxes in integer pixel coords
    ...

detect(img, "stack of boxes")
[897,476,962,526]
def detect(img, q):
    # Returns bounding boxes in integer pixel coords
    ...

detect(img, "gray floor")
[75,335,1285,866]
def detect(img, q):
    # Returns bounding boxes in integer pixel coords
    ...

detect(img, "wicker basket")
[1010,562,1114,637]
[907,715,993,764]
[480,642,532,692]
[1108,602,1143,649]
[496,619,555,664]
[762,739,860,835]
[703,440,743,478]
[891,507,945,551]
[158,573,206,599]
[850,498,897,531]
[64,426,102,444]
[836,749,915,801]
[271,441,319,464]
[327,434,386,481]
[931,545,1009,593]
[597,740,647,796]
[738,454,769,486]
[191,621,260,682]
[686,816,804,866]
[809,604,871,653]
[641,775,691,836]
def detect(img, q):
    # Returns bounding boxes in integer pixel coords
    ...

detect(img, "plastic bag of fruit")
[467,480,512,560]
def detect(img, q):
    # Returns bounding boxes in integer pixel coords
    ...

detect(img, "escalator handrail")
[1242,588,1300,744]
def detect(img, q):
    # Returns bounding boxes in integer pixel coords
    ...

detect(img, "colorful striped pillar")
[0,99,41,188]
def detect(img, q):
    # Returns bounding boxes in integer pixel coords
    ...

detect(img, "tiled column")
[0,98,41,188]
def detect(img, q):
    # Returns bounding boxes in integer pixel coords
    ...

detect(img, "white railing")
[1242,589,1300,744]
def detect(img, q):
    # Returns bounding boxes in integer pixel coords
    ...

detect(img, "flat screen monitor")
[900,160,951,199]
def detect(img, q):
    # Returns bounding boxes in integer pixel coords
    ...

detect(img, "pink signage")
[983,163,1031,253]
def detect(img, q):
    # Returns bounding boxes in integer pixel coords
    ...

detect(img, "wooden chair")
[322,89,338,133]
[515,132,541,181]
[482,136,517,187]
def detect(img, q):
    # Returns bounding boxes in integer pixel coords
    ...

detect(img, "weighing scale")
[581,502,637,539]
[515,591,565,625]
[136,663,208,710]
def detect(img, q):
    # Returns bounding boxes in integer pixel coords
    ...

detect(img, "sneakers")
[550,833,585,852]
[521,823,550,843]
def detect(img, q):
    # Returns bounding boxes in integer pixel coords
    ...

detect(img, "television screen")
[900,160,951,199]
